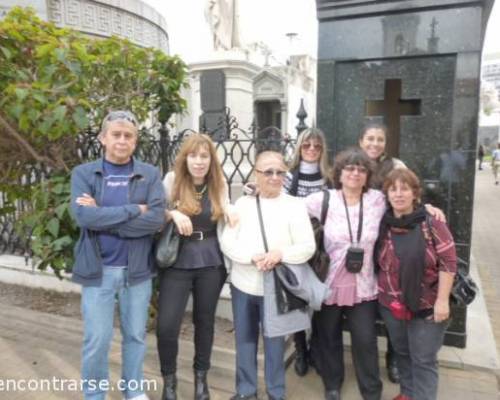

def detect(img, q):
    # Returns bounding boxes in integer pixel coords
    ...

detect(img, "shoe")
[393,395,412,400]
[496,181,499,185]
[194,370,210,400]
[126,395,150,400]
[161,374,177,400]
[229,395,258,400]
[386,352,400,384]
[325,390,340,400]
[294,348,309,377]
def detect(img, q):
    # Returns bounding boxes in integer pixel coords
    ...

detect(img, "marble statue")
[205,0,241,51]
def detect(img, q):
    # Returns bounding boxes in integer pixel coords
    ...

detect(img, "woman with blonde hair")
[283,127,332,376]
[285,127,331,197]
[157,133,235,400]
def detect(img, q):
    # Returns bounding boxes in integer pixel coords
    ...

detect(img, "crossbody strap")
[320,189,330,226]
[256,195,269,252]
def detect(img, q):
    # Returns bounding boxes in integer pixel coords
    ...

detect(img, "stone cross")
[365,79,421,157]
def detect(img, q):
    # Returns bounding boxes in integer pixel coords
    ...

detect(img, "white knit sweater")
[220,193,316,296]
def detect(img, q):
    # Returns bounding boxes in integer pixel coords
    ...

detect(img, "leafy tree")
[0,7,188,276]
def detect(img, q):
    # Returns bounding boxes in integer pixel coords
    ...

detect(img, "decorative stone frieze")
[2,0,169,53]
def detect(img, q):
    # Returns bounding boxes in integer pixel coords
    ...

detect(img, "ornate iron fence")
[0,105,308,256]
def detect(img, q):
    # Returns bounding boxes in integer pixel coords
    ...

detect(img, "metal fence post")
[295,98,308,135]
[159,120,170,175]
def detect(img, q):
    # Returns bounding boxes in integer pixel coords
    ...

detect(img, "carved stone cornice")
[46,0,169,52]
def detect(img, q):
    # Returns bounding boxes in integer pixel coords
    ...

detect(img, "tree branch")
[0,113,54,168]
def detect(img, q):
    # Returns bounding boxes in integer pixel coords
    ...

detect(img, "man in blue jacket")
[70,110,166,400]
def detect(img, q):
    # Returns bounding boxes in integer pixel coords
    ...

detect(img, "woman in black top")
[157,133,236,400]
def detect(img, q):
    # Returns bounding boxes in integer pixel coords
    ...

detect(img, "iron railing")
[0,105,309,256]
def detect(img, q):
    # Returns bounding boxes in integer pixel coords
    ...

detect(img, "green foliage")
[0,7,188,276]
[20,175,78,277]
[0,7,188,175]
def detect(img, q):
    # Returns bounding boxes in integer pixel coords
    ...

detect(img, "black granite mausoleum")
[316,0,495,347]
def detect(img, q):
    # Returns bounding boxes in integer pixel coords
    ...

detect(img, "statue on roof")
[205,0,241,51]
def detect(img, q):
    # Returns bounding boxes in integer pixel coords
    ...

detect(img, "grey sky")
[144,0,500,62]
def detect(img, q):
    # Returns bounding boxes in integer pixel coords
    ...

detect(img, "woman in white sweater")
[221,151,315,400]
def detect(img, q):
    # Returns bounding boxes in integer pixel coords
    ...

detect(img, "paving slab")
[0,302,498,400]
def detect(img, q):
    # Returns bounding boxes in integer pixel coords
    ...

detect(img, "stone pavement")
[472,163,500,359]
[0,301,498,400]
[1,165,500,400]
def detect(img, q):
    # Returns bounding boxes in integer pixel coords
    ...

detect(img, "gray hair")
[100,110,139,135]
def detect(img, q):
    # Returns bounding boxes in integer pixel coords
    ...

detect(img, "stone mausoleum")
[0,0,169,53]
[315,0,495,347]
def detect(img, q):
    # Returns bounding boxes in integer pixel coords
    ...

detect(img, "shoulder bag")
[155,221,181,269]
[426,215,478,306]
[309,189,331,281]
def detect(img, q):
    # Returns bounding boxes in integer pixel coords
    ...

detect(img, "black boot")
[386,344,400,384]
[325,389,341,400]
[161,374,177,400]
[194,369,210,400]
[293,331,309,377]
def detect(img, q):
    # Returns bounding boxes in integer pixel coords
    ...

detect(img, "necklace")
[195,185,207,200]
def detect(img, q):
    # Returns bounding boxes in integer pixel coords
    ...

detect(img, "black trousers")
[156,265,227,375]
[313,300,382,400]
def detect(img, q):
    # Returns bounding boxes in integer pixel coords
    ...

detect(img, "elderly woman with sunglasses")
[221,150,316,400]
[305,147,384,400]
[282,128,332,376]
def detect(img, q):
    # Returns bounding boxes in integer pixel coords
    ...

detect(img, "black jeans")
[156,265,227,375]
[314,300,382,400]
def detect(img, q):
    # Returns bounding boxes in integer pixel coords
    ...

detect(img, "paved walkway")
[472,163,500,359]
[0,165,500,400]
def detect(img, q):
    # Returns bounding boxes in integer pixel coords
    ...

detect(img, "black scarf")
[379,205,427,312]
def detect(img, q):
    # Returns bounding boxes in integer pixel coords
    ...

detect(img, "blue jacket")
[70,157,166,286]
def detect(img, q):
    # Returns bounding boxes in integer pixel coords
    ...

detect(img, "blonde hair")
[172,133,226,221]
[289,128,330,179]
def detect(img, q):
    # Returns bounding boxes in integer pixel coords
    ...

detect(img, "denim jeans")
[231,285,285,400]
[379,305,448,400]
[81,267,152,400]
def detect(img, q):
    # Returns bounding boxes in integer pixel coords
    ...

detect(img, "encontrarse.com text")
[0,378,157,392]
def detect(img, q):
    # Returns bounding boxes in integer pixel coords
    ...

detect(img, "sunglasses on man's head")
[104,111,138,126]
[255,169,287,178]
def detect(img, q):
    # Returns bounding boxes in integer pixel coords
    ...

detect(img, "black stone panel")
[317,60,337,160]
[318,7,483,60]
[331,56,456,155]
[200,70,226,112]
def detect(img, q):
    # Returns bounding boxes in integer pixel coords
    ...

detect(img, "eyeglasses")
[343,165,368,174]
[255,169,287,178]
[103,110,138,127]
[301,142,323,151]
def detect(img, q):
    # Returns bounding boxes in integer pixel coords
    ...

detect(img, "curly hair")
[331,147,375,192]
[172,133,226,221]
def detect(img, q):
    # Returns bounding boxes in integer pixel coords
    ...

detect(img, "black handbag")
[309,189,331,282]
[256,195,308,315]
[155,221,181,269]
[451,258,478,306]
[426,215,478,306]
